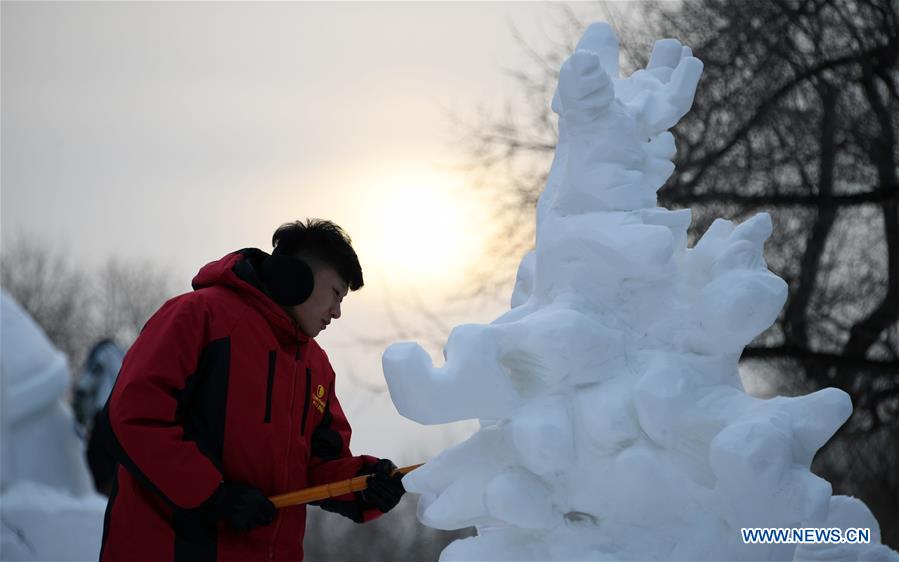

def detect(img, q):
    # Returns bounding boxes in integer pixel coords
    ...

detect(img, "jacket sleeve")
[100,295,223,510]
[307,364,382,523]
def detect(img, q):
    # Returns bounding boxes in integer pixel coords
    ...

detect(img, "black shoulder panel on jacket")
[174,337,231,472]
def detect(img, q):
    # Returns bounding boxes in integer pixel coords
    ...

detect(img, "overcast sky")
[2,1,621,461]
[2,1,599,280]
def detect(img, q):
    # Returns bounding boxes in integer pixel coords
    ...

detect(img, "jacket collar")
[192,249,310,348]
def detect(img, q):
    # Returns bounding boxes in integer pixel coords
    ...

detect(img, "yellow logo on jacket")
[312,384,326,414]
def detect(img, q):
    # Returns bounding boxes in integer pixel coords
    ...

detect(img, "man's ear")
[261,254,314,306]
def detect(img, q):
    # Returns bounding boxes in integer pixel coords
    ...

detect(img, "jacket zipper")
[269,337,303,561]
[269,344,301,562]
[264,351,276,423]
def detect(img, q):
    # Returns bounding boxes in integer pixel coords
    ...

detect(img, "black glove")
[359,459,406,513]
[212,481,277,532]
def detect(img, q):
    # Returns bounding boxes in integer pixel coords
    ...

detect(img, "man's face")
[284,266,348,338]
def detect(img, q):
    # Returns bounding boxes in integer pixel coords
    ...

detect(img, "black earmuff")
[261,254,314,306]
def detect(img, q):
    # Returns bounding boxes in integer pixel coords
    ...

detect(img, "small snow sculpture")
[1,290,107,560]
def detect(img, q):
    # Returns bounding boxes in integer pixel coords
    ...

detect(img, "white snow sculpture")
[0,290,107,561]
[383,23,898,561]
[0,291,93,494]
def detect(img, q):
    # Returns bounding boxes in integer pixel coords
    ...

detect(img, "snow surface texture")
[383,23,898,562]
[0,482,106,562]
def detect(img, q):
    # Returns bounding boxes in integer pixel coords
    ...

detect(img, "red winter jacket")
[99,249,381,562]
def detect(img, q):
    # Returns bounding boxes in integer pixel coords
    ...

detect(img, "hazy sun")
[354,173,480,288]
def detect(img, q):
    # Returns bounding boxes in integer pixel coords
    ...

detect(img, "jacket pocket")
[301,367,312,435]
[264,350,276,423]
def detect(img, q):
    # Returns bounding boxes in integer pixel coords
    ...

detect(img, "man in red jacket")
[98,219,405,561]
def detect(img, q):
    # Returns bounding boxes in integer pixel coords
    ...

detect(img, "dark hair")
[271,219,364,291]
